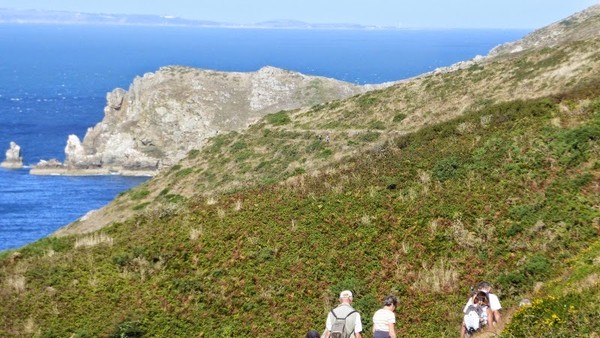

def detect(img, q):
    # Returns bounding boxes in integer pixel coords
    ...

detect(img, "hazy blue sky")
[0,0,598,28]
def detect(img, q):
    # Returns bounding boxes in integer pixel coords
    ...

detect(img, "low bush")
[129,188,150,200]
[266,111,291,125]
[393,113,407,122]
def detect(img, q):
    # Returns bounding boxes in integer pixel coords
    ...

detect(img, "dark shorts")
[373,331,391,338]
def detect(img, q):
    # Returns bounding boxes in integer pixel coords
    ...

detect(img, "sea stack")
[0,141,24,169]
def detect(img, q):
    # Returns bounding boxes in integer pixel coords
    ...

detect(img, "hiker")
[471,281,501,325]
[372,295,398,338]
[460,291,493,338]
[324,290,363,338]
[460,281,502,337]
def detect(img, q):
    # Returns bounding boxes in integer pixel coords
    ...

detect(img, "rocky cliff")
[31,66,373,175]
[1,141,23,169]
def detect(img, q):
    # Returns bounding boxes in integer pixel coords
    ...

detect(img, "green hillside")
[503,239,600,337]
[2,89,598,336]
[2,8,600,338]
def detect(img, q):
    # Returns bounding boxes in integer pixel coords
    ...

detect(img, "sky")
[0,0,598,29]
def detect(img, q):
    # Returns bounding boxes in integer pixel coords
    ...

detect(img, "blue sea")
[0,25,528,251]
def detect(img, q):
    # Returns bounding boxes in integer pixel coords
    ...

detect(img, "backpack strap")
[345,311,357,337]
[344,310,357,319]
[331,309,357,320]
[330,309,358,338]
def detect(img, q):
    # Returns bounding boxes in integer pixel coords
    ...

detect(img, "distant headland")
[0,8,389,30]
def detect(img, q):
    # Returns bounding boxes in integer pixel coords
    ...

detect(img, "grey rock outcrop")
[44,66,374,175]
[33,158,64,169]
[1,141,23,169]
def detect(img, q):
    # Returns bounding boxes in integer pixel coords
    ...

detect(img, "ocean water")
[0,25,528,251]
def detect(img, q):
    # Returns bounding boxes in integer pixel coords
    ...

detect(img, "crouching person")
[460,291,493,337]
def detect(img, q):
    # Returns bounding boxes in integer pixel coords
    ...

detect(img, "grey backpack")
[330,309,357,338]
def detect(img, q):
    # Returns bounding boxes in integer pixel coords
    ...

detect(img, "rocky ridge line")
[31,66,379,176]
[488,4,600,56]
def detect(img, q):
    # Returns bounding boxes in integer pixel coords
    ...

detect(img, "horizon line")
[0,7,539,30]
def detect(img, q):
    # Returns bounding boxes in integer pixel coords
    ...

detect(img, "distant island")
[0,8,387,30]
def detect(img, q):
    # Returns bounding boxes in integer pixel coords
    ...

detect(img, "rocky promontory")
[31,66,375,176]
[1,141,24,169]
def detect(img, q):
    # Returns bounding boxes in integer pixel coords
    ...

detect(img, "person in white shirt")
[325,290,363,338]
[372,295,398,338]
[460,281,502,337]
[473,282,501,324]
[461,291,493,338]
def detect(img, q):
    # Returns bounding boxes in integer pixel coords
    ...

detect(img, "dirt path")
[474,308,516,337]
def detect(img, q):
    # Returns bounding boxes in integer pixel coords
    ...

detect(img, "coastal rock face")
[54,66,371,174]
[1,141,23,169]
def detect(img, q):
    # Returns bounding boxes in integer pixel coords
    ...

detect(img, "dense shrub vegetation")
[502,241,600,337]
[1,91,598,336]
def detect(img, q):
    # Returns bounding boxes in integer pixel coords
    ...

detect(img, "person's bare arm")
[388,322,397,338]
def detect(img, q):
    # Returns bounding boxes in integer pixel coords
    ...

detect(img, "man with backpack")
[324,290,363,338]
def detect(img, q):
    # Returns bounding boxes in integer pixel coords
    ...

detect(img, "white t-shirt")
[326,304,363,335]
[372,308,396,332]
[488,293,501,311]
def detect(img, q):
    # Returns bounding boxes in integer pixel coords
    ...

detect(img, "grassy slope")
[1,18,600,337]
[1,90,598,336]
[148,39,600,200]
[55,38,600,236]
[502,239,600,337]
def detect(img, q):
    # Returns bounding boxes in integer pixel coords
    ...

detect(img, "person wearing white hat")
[324,290,363,338]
